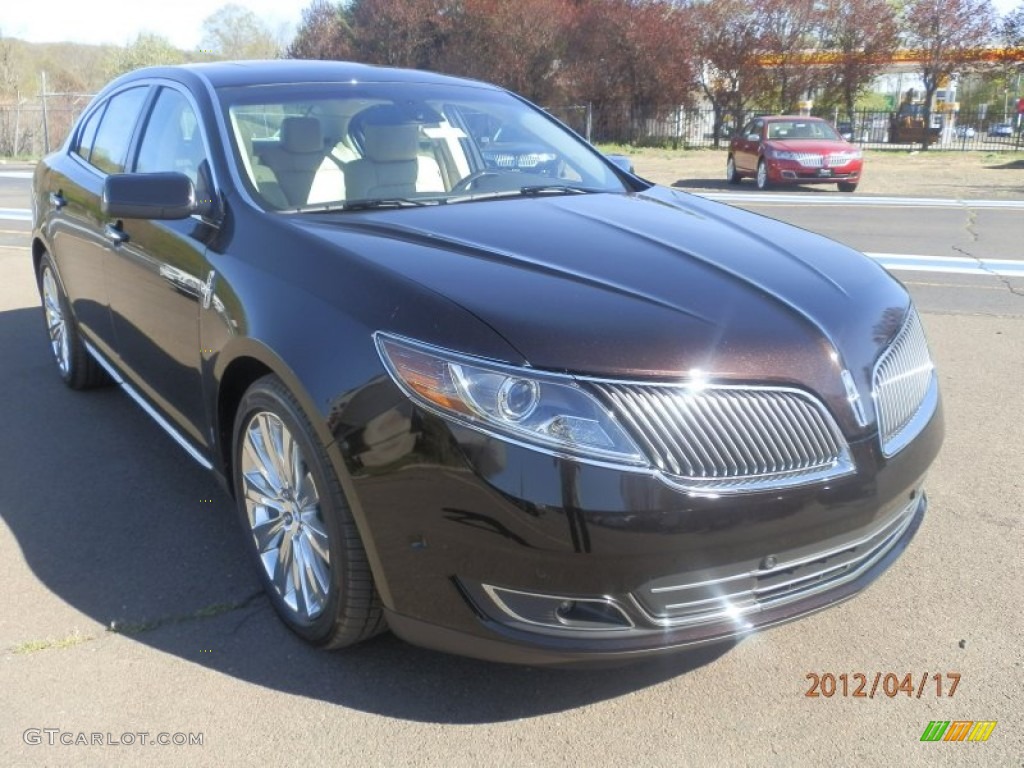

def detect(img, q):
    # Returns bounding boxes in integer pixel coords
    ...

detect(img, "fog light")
[479,584,634,632]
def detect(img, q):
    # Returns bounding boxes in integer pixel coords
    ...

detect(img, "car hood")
[291,187,909,434]
[768,139,856,153]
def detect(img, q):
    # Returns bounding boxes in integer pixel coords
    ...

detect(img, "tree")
[754,0,828,113]
[901,0,998,148]
[690,0,767,147]
[199,3,280,60]
[565,0,696,143]
[818,0,900,120]
[435,0,574,103]
[288,1,353,60]
[348,0,453,70]
[106,33,186,79]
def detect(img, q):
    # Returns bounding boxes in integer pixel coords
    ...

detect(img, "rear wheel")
[233,374,384,649]
[36,252,109,389]
[726,156,740,184]
[755,160,771,190]
[837,181,858,193]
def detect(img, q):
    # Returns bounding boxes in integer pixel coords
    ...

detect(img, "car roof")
[108,59,497,92]
[760,115,827,122]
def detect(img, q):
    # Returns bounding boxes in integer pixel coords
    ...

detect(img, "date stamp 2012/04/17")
[805,672,961,699]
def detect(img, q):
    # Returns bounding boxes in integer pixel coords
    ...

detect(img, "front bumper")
[767,159,862,185]
[342,389,943,666]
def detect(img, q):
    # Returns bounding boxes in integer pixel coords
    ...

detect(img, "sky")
[2,0,1022,51]
[1,0,304,50]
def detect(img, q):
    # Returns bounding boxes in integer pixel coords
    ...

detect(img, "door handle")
[104,223,128,245]
[49,191,66,209]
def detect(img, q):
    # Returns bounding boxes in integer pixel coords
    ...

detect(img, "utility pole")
[40,71,50,154]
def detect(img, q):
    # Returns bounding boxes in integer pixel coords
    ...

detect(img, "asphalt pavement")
[0,167,1021,767]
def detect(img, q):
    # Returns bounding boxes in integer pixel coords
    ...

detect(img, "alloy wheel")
[240,410,331,621]
[756,161,768,190]
[41,266,70,375]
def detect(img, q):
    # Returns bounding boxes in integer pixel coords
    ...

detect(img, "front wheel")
[755,160,771,190]
[837,181,858,193]
[233,374,384,649]
[726,156,740,184]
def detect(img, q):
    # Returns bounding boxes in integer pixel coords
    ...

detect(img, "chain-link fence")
[546,104,1024,151]
[0,94,94,158]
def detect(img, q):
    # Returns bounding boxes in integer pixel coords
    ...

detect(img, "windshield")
[766,120,842,141]
[218,82,628,211]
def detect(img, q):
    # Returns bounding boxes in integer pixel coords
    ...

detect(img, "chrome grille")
[792,153,856,168]
[872,309,936,456]
[633,496,919,626]
[591,383,852,492]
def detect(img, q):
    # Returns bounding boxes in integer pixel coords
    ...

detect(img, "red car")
[727,116,863,192]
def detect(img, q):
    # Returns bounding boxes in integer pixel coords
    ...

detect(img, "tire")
[36,252,109,389]
[837,181,858,193]
[232,374,385,649]
[726,156,740,184]
[755,159,771,190]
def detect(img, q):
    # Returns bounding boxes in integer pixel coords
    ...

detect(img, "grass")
[12,628,93,654]
[601,145,1024,199]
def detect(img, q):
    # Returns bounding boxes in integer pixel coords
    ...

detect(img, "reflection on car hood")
[293,186,908,432]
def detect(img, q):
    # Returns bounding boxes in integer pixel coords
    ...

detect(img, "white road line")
[695,192,1024,209]
[0,171,33,179]
[0,208,31,221]
[865,252,1024,277]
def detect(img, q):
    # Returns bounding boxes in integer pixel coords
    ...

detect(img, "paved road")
[1,168,1021,766]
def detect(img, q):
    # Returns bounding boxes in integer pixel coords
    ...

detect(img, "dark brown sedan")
[31,61,942,665]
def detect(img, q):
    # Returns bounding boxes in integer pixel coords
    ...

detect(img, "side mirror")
[746,133,760,142]
[102,172,208,220]
[604,154,635,174]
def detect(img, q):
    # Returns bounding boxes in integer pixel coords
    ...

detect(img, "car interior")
[229,99,473,209]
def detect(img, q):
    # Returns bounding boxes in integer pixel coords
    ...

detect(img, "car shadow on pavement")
[0,306,733,724]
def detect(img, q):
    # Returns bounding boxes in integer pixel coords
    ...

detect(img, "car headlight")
[765,148,798,160]
[375,333,645,465]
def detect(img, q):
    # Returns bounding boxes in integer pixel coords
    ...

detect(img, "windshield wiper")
[518,184,603,196]
[289,197,443,213]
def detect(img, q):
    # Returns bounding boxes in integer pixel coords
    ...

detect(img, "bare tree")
[818,0,900,120]
[754,0,828,113]
[901,0,997,149]
[200,3,280,60]
[690,0,766,146]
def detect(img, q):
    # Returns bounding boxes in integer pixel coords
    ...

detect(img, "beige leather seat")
[254,117,345,206]
[344,123,444,200]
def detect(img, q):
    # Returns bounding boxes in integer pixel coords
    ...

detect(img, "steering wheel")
[451,170,500,194]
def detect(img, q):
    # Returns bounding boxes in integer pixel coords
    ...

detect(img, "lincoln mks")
[31,61,942,665]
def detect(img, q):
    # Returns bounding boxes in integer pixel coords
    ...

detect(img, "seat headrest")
[362,124,419,163]
[280,117,323,154]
